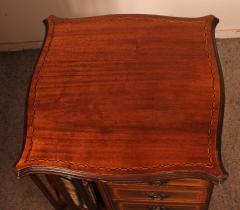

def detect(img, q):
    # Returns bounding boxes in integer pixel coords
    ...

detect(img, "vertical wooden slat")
[51,175,81,210]
[45,175,66,206]
[30,174,65,210]
[72,179,97,210]
[96,181,113,210]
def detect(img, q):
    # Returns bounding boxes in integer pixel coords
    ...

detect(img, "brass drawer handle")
[149,207,167,210]
[150,180,168,186]
[147,192,170,200]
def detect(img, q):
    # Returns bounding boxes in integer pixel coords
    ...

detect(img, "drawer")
[116,202,204,210]
[111,188,208,203]
[107,179,209,189]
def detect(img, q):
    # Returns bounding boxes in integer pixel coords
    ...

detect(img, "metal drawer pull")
[149,207,167,210]
[147,192,170,200]
[150,180,168,186]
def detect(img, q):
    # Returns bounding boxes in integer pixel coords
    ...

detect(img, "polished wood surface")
[106,178,210,188]
[115,202,205,210]
[15,14,226,182]
[102,178,212,210]
[111,188,208,203]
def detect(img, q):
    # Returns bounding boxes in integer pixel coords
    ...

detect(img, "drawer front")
[142,179,209,188]
[111,188,207,203]
[107,179,209,190]
[116,202,204,210]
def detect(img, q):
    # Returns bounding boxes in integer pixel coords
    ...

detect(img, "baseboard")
[0,29,240,51]
[216,29,240,39]
[0,41,43,52]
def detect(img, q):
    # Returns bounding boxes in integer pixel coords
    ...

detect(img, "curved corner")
[206,15,219,24]
[44,15,57,24]
[14,16,56,178]
[208,15,229,182]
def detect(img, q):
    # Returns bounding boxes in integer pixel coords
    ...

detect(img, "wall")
[1,0,240,51]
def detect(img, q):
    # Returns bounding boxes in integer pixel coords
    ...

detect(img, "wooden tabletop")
[15,14,227,182]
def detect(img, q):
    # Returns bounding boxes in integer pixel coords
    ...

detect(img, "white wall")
[1,0,240,50]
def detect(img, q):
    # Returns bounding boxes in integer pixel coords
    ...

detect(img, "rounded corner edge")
[43,15,59,27]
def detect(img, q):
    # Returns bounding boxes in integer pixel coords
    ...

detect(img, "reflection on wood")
[31,174,103,209]
[60,177,82,207]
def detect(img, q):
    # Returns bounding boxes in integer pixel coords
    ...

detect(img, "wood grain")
[115,202,205,210]
[15,14,226,182]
